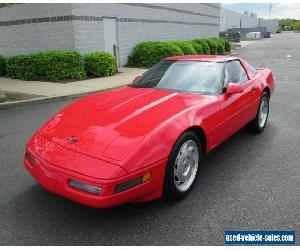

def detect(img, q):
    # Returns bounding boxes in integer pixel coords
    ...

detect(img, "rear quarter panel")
[257,68,275,96]
[240,59,275,97]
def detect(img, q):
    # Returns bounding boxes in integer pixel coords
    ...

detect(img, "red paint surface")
[24,56,275,208]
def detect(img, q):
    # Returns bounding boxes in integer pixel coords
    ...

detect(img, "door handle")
[251,86,257,91]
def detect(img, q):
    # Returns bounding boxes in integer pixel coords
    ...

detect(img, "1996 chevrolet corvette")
[24,55,275,208]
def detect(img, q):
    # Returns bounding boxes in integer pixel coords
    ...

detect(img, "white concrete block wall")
[71,3,219,24]
[0,3,220,65]
[0,4,74,56]
[72,20,104,55]
[118,22,218,65]
[70,3,220,65]
[0,22,75,56]
[0,3,71,21]
[158,3,220,21]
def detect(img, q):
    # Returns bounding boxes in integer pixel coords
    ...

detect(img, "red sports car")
[24,55,274,208]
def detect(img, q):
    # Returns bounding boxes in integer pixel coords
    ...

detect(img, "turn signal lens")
[69,179,101,195]
[142,172,152,183]
[115,172,151,193]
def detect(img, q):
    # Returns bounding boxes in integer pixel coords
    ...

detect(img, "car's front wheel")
[163,131,202,201]
[246,91,269,133]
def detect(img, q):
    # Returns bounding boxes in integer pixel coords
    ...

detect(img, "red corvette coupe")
[24,55,274,208]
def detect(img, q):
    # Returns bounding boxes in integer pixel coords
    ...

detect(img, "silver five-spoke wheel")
[246,91,270,133]
[258,95,269,128]
[174,140,199,192]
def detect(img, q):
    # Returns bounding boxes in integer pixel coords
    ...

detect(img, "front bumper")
[24,150,166,208]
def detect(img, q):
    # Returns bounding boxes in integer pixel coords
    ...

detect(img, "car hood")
[39,86,213,161]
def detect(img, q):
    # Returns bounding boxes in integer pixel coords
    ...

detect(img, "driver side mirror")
[133,75,141,84]
[226,83,244,94]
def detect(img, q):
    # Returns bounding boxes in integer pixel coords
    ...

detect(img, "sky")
[222,3,300,19]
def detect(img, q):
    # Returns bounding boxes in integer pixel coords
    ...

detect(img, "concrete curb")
[0,83,127,111]
[230,51,239,56]
[0,92,7,103]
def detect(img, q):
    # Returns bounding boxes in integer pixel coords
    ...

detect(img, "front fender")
[121,108,207,173]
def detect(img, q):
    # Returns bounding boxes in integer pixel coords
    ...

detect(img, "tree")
[279,18,298,31]
[292,20,300,30]
[0,3,15,8]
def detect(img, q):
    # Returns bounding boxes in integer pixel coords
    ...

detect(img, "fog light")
[69,179,101,195]
[115,172,151,193]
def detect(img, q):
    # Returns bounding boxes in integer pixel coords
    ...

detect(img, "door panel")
[240,79,261,122]
[217,60,259,143]
[103,18,118,60]
[218,92,246,142]
[218,80,260,142]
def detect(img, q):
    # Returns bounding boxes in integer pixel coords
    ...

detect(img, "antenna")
[268,3,272,19]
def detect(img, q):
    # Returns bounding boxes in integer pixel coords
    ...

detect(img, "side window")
[224,61,249,86]
[249,63,258,77]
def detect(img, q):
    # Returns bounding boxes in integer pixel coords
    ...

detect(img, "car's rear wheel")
[163,131,202,201]
[246,91,269,133]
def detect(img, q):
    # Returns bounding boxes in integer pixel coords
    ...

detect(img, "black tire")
[246,92,269,133]
[163,131,202,201]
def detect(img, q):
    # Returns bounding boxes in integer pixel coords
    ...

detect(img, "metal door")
[103,18,118,64]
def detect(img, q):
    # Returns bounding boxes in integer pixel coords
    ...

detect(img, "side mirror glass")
[133,75,141,84]
[226,83,243,94]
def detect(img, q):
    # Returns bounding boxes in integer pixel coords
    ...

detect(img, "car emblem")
[67,136,78,144]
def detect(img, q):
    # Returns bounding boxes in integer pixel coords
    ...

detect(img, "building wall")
[70,3,220,65]
[220,7,259,32]
[259,19,279,33]
[220,7,279,34]
[0,3,220,66]
[0,4,75,56]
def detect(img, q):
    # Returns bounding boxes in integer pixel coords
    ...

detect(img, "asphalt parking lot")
[0,32,299,245]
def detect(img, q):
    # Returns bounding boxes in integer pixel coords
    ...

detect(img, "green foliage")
[6,51,86,81]
[0,3,15,8]
[279,18,299,31]
[203,39,218,55]
[221,38,231,52]
[292,20,300,30]
[0,55,6,76]
[189,41,203,54]
[84,52,117,77]
[216,42,225,55]
[127,37,229,67]
[213,37,225,47]
[127,41,184,67]
[171,41,197,55]
[209,38,225,55]
[192,39,210,54]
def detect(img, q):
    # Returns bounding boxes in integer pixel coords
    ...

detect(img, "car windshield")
[132,60,224,94]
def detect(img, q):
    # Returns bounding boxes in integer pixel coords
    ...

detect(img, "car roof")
[165,55,240,62]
